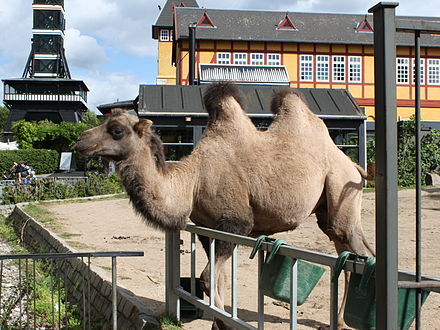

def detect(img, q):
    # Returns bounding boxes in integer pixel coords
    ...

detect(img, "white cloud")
[65,0,156,57]
[64,28,108,71]
[78,71,140,110]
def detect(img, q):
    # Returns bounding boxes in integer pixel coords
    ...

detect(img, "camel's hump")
[270,89,305,116]
[203,83,247,121]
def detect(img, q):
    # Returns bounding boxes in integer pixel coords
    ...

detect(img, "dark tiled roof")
[137,85,364,118]
[174,8,440,47]
[199,64,290,85]
[152,0,199,39]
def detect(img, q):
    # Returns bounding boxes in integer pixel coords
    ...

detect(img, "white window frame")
[396,58,410,84]
[316,55,329,82]
[412,58,425,85]
[160,29,170,42]
[300,54,313,82]
[332,56,346,82]
[348,56,362,83]
[428,58,440,85]
[170,30,174,41]
[233,53,247,65]
[250,53,264,65]
[267,53,281,66]
[217,52,231,65]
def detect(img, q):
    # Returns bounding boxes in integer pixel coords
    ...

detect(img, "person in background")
[17,162,35,184]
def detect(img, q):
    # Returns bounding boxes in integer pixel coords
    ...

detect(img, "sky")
[1,0,440,112]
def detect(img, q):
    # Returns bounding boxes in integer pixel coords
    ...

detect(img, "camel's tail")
[353,162,375,181]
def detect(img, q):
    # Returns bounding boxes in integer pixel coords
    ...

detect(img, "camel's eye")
[108,125,125,140]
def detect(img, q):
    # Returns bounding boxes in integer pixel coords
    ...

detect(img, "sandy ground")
[39,188,440,329]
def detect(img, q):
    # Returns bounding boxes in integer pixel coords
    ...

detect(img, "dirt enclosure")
[40,188,440,329]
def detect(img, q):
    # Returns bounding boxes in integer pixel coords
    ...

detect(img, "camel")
[75,83,374,329]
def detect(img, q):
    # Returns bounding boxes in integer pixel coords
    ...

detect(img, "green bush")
[12,120,89,152]
[0,149,59,175]
[1,174,123,205]
[367,118,440,187]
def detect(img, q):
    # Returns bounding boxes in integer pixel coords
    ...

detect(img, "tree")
[367,117,440,187]
[0,105,10,131]
[81,110,102,127]
[12,120,89,152]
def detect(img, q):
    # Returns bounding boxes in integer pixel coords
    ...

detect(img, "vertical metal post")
[289,259,298,330]
[257,250,265,329]
[190,232,196,296]
[188,24,196,85]
[330,267,338,330]
[209,238,215,307]
[231,244,238,319]
[369,2,399,329]
[414,29,422,330]
[165,231,181,319]
[358,119,367,173]
[112,256,117,330]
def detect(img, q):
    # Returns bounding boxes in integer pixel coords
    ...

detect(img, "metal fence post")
[165,230,181,319]
[369,2,399,329]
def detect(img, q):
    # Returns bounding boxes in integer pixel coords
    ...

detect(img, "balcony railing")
[4,93,86,103]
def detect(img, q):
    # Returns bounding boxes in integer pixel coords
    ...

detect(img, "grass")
[22,204,56,224]
[66,240,92,250]
[58,233,82,239]
[157,316,182,330]
[0,215,82,327]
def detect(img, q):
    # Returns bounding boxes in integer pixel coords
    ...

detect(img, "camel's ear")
[134,119,153,137]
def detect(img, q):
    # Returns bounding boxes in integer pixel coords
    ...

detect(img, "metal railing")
[165,225,440,329]
[0,251,143,329]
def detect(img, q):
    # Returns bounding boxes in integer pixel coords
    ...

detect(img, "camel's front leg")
[200,255,229,309]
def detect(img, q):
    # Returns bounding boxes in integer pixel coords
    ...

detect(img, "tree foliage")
[0,105,10,131]
[11,111,103,153]
[367,117,440,187]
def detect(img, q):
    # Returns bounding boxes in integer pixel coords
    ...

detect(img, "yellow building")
[153,1,440,129]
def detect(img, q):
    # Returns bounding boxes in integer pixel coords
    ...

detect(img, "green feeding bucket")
[333,251,430,330]
[250,236,325,305]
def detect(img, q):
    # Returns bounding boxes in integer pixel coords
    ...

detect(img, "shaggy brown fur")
[75,84,373,329]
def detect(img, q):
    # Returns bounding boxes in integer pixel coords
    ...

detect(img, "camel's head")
[75,108,156,162]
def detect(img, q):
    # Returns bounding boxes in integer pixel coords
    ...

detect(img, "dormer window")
[357,17,373,33]
[197,12,215,28]
[277,14,297,30]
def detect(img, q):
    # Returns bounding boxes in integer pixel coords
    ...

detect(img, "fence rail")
[165,224,440,329]
[0,251,143,329]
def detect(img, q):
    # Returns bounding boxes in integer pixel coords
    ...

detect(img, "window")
[300,55,313,81]
[217,52,231,65]
[396,58,409,84]
[332,56,345,82]
[251,53,264,65]
[316,55,329,82]
[412,58,425,84]
[234,53,247,65]
[155,127,194,161]
[170,30,174,41]
[160,29,170,41]
[349,56,362,83]
[267,54,281,66]
[428,59,440,85]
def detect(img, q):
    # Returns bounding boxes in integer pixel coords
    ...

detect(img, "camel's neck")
[117,146,199,231]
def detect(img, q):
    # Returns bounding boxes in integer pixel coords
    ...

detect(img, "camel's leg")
[198,217,253,330]
[316,176,375,329]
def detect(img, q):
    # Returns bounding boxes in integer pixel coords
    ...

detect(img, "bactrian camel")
[75,83,374,329]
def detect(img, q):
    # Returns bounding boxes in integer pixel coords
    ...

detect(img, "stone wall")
[7,206,159,329]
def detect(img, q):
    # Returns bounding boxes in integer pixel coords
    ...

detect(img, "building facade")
[152,1,440,128]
